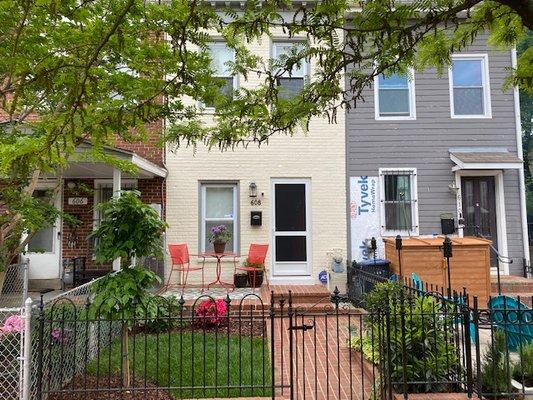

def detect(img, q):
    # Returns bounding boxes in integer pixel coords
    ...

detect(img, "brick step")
[267,284,331,305]
[491,276,533,293]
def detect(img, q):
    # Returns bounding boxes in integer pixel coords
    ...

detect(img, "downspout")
[511,47,530,269]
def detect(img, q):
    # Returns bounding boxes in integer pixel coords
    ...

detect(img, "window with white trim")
[200,183,238,252]
[272,42,308,99]
[205,43,236,108]
[379,169,418,235]
[449,55,491,118]
[375,72,416,119]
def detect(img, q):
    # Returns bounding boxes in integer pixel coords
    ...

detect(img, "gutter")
[511,47,530,268]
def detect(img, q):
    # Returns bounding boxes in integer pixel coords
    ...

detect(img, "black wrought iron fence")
[31,285,533,400]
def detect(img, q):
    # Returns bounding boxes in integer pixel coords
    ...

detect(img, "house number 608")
[251,199,261,206]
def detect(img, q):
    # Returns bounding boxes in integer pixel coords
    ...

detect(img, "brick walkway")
[271,312,375,400]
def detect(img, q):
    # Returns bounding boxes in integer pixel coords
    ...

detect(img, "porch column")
[112,168,122,271]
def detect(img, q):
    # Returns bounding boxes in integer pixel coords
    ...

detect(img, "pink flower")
[195,299,228,328]
[0,315,24,335]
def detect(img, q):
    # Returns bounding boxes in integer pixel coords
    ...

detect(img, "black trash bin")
[357,259,391,294]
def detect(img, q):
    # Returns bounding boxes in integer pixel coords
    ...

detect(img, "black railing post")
[443,236,453,297]
[399,290,408,399]
[270,291,275,400]
[287,290,295,400]
[371,237,377,263]
[463,306,474,397]
[36,295,45,400]
[396,235,403,277]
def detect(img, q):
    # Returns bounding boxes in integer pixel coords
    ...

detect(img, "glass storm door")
[25,186,61,280]
[461,176,498,268]
[272,180,311,276]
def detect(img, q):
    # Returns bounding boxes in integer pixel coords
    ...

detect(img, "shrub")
[195,299,228,328]
[141,296,182,333]
[350,281,460,394]
[480,330,513,398]
[513,341,533,387]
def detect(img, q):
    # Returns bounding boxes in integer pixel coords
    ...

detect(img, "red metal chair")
[235,244,269,290]
[163,244,206,294]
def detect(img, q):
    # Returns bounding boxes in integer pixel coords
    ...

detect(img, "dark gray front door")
[461,176,498,267]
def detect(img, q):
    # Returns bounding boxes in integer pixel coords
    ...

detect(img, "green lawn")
[87,331,271,398]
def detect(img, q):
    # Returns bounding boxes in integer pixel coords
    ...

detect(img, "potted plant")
[243,261,264,287]
[512,342,533,399]
[233,272,249,288]
[209,225,232,254]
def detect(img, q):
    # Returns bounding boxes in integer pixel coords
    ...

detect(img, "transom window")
[379,169,419,235]
[272,42,308,99]
[200,183,238,252]
[375,71,416,119]
[205,43,236,108]
[449,55,491,118]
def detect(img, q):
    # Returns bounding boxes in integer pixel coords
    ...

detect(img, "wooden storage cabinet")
[384,236,492,306]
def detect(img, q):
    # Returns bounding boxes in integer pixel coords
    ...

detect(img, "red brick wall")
[61,177,165,270]
[114,120,165,166]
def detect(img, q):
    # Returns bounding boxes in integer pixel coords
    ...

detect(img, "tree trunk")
[122,324,130,388]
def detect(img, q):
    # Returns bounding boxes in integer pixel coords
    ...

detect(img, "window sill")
[381,230,419,237]
[450,114,492,119]
[375,115,416,121]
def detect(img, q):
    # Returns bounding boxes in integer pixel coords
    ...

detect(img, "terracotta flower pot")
[213,242,226,254]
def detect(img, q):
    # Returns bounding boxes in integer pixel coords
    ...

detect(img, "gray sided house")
[346,33,529,277]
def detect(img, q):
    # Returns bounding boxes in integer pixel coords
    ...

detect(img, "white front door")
[271,179,311,277]
[25,185,62,280]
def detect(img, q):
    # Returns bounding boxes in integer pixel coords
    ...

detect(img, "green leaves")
[89,190,167,263]
[89,265,161,324]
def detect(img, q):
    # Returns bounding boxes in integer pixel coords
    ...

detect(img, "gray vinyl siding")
[345,33,526,275]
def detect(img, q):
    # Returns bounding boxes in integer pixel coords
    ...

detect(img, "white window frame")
[374,69,416,121]
[202,42,238,111]
[200,183,239,253]
[92,179,138,227]
[379,168,419,236]
[272,41,309,93]
[448,54,492,119]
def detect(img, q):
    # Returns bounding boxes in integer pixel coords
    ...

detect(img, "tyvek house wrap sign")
[349,176,384,262]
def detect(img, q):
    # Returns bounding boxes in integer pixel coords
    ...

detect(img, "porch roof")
[449,148,523,171]
[62,142,167,179]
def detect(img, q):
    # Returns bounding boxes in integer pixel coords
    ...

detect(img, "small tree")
[88,190,167,387]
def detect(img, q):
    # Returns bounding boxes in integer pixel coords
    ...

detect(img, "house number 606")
[250,199,261,206]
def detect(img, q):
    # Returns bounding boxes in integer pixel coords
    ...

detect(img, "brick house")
[22,121,167,289]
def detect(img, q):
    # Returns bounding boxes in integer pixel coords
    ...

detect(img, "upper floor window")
[379,168,419,236]
[449,55,491,118]
[272,42,308,99]
[200,183,238,253]
[375,71,416,120]
[205,43,236,108]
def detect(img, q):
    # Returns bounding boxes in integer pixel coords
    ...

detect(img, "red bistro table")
[200,252,237,289]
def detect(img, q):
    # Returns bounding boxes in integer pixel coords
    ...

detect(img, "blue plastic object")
[411,272,424,291]
[488,295,533,350]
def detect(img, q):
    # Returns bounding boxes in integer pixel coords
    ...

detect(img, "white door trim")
[270,178,312,279]
[454,170,509,275]
[24,180,63,280]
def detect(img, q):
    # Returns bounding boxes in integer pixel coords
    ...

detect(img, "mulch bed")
[134,319,267,338]
[47,375,173,400]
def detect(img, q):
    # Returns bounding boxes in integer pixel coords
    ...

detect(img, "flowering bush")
[0,314,23,357]
[195,299,228,328]
[208,225,232,244]
[0,315,24,336]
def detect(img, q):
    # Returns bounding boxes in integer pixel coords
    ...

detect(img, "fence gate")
[274,294,380,400]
